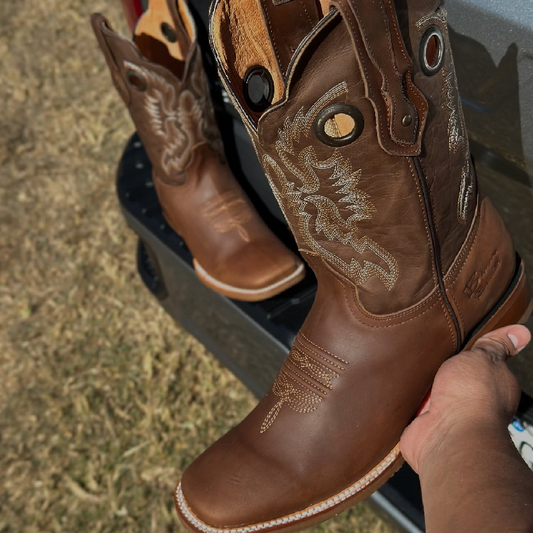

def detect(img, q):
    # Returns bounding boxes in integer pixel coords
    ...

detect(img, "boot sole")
[193,258,306,302]
[175,256,532,533]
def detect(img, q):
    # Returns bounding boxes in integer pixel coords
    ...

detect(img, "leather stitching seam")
[319,254,440,322]
[342,281,440,328]
[409,158,456,348]
[449,290,465,333]
[262,2,283,73]
[295,338,347,370]
[299,0,314,30]
[408,158,439,286]
[283,361,329,395]
[299,332,349,364]
[380,0,418,146]
[349,289,438,321]
[421,160,442,259]
[438,295,457,348]
[340,5,403,156]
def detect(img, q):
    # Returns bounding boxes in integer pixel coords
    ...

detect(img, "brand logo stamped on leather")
[262,82,399,290]
[260,335,347,433]
[464,252,500,299]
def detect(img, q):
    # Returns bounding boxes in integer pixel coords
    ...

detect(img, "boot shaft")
[210,0,499,317]
[91,2,223,186]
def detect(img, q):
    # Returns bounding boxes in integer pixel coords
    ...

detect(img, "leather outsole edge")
[193,259,306,301]
[175,445,402,533]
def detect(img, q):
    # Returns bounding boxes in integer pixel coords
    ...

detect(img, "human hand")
[400,324,531,475]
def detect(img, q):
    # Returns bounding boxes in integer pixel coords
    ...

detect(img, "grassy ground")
[0,1,393,532]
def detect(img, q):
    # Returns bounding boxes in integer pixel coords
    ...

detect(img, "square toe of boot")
[180,441,308,529]
[218,239,302,291]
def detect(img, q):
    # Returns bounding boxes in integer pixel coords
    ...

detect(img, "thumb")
[470,325,530,363]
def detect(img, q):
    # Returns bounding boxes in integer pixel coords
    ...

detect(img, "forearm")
[420,422,533,533]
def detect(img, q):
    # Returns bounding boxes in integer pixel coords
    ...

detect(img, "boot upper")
[91,4,304,296]
[177,0,521,528]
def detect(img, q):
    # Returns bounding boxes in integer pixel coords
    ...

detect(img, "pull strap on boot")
[332,0,428,153]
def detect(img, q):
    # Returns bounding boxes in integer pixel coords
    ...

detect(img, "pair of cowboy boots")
[91,0,305,302]
[167,0,532,531]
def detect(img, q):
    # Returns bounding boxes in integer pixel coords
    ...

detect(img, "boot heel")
[464,256,532,349]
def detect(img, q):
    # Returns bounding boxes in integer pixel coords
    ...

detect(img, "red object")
[121,0,143,32]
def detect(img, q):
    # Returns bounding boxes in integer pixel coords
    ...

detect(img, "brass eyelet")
[314,103,364,147]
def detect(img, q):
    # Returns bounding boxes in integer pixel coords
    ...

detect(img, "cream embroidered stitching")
[442,67,474,223]
[260,370,322,433]
[419,7,474,223]
[175,445,401,532]
[124,59,222,176]
[294,339,346,371]
[299,331,349,364]
[260,339,346,433]
[262,82,399,290]
[200,191,252,242]
[289,347,340,389]
[415,6,448,30]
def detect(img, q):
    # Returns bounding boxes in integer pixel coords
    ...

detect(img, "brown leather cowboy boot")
[174,0,533,531]
[90,0,305,301]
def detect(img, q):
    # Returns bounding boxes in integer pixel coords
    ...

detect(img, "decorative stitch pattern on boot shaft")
[442,67,473,223]
[416,8,474,224]
[124,58,223,175]
[415,7,448,30]
[260,339,346,433]
[200,191,253,242]
[262,82,399,290]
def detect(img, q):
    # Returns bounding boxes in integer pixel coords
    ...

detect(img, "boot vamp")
[181,268,455,527]
[155,150,301,290]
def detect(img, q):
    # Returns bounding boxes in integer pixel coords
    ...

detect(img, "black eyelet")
[126,70,147,92]
[160,22,177,43]
[243,66,274,113]
[420,26,445,76]
[314,103,364,147]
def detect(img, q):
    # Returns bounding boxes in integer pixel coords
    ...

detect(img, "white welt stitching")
[175,446,400,532]
[194,260,305,295]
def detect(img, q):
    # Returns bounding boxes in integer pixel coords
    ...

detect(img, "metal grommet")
[420,26,445,76]
[160,22,177,43]
[126,69,147,92]
[243,66,274,113]
[314,103,364,147]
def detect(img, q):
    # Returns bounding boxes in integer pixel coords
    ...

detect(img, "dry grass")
[0,1,392,532]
